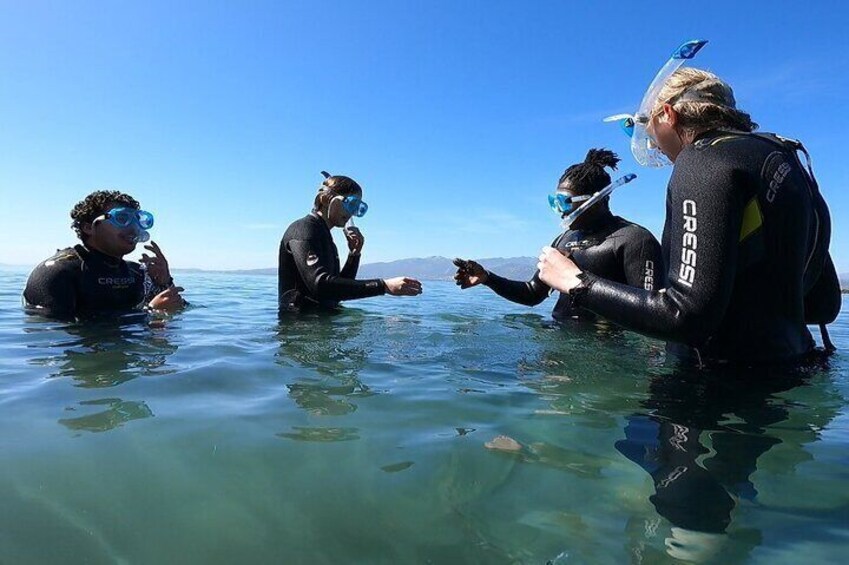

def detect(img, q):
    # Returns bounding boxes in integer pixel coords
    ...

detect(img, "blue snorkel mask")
[317,171,368,231]
[549,193,592,215]
[341,195,368,218]
[604,39,708,167]
[549,174,637,228]
[94,207,154,243]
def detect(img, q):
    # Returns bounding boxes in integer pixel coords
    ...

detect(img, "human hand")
[345,226,365,255]
[383,277,423,296]
[148,286,186,313]
[537,247,583,292]
[452,258,488,289]
[140,240,173,287]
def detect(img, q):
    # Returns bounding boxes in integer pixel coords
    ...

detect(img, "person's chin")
[116,239,137,255]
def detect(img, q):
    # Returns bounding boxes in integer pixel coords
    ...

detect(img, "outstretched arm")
[454,257,549,306]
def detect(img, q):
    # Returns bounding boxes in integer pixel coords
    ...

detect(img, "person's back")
[667,131,825,361]
[278,212,359,311]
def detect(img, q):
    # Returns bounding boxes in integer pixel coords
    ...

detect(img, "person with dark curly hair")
[453,149,663,321]
[23,190,186,320]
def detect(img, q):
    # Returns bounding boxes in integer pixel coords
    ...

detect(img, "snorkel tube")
[559,173,637,229]
[604,39,708,167]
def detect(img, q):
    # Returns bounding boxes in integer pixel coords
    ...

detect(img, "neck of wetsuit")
[309,211,334,233]
[77,244,124,268]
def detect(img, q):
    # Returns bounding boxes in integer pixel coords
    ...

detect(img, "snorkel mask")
[93,207,154,243]
[549,193,591,215]
[316,171,368,230]
[604,39,708,167]
[341,195,368,218]
[549,174,637,228]
[338,195,367,232]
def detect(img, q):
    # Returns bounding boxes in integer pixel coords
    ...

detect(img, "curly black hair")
[70,190,140,241]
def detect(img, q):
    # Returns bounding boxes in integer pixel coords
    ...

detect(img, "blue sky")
[1,1,847,271]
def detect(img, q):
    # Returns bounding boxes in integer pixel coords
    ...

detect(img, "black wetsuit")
[484,211,664,320]
[23,244,166,321]
[574,131,842,364]
[278,213,385,313]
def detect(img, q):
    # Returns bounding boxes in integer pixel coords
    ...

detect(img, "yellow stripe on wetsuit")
[739,197,763,242]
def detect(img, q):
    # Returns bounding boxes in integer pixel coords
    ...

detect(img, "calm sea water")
[1,265,847,564]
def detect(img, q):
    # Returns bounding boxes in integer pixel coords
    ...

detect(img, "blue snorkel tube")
[558,173,637,229]
[545,173,637,296]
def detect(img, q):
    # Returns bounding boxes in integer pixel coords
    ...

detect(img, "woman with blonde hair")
[538,42,840,365]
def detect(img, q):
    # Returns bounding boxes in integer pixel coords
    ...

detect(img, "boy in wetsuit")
[454,149,663,321]
[23,190,185,321]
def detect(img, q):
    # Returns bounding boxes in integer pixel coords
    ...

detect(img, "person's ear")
[661,103,678,126]
[81,222,95,237]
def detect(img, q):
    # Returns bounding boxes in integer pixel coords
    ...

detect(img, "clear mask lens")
[630,122,671,168]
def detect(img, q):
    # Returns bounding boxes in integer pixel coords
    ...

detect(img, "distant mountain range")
[174,256,538,281]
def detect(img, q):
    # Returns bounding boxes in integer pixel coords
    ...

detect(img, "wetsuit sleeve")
[23,263,79,320]
[575,153,744,344]
[804,253,841,324]
[621,229,665,292]
[484,271,549,306]
[340,253,361,279]
[288,239,385,301]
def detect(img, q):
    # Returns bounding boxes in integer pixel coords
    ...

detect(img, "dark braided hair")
[313,171,363,211]
[558,148,620,196]
[70,190,140,241]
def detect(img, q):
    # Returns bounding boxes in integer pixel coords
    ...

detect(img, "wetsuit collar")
[76,244,126,268]
[308,211,333,233]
